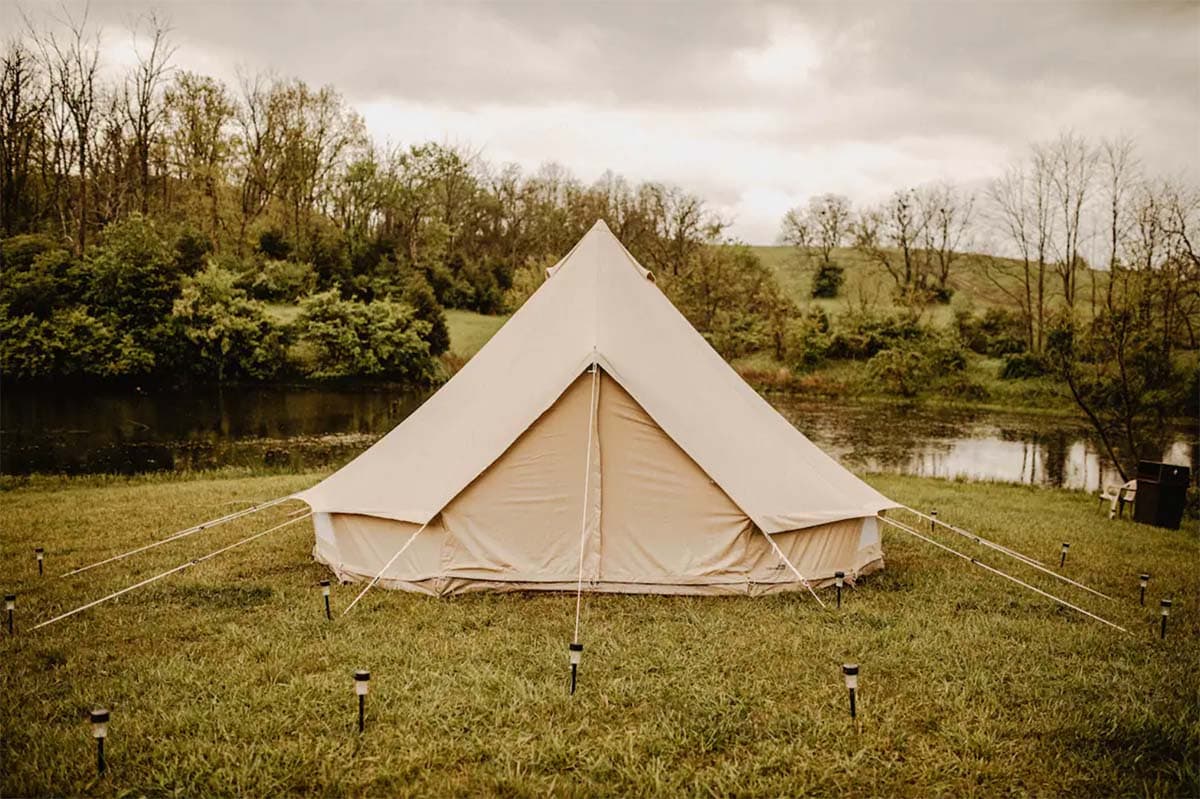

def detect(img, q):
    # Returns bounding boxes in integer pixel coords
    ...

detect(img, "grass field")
[1,472,1196,797]
[445,309,509,359]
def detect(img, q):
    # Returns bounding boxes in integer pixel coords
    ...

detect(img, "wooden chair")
[1099,479,1137,519]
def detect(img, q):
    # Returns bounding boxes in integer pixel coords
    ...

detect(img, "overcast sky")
[7,0,1199,243]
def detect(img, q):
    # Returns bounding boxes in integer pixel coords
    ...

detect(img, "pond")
[1,384,1194,492]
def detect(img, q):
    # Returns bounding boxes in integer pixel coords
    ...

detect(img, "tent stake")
[31,513,311,631]
[878,516,1128,634]
[899,506,1113,601]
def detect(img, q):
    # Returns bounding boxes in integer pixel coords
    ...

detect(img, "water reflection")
[1,385,1194,491]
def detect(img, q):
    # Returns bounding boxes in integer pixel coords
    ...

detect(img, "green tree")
[173,264,284,381]
[291,290,434,382]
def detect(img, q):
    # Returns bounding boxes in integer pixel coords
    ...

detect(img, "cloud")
[6,0,1197,243]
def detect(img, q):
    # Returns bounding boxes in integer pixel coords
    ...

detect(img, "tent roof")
[294,220,896,533]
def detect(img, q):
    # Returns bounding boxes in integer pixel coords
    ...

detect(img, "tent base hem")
[315,550,884,598]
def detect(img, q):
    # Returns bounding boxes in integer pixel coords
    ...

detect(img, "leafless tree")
[781,193,852,265]
[853,188,928,299]
[0,39,47,234]
[985,158,1053,351]
[918,181,974,293]
[30,6,103,252]
[122,11,175,214]
[1043,131,1098,308]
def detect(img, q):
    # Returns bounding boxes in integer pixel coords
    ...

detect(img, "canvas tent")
[294,221,897,596]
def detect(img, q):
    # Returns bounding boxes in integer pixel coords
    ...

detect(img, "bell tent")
[294,221,897,596]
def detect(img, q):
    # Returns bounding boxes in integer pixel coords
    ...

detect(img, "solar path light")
[90,708,110,775]
[834,572,845,608]
[929,510,937,532]
[569,643,584,695]
[354,670,370,732]
[1139,573,1150,606]
[320,579,331,620]
[1060,542,1070,569]
[5,594,13,634]
[1160,599,1172,640]
[35,547,44,576]
[842,664,859,719]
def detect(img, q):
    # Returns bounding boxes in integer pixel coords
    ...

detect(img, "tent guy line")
[762,531,826,608]
[31,512,313,631]
[59,496,295,578]
[876,515,1129,634]
[340,517,435,616]
[897,506,1114,601]
[573,360,601,643]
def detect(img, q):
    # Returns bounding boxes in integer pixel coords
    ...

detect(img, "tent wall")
[312,370,883,596]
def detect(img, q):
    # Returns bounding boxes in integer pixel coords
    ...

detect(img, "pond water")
[1,385,1194,492]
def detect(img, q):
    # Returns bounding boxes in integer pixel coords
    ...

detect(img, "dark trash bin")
[1133,461,1191,530]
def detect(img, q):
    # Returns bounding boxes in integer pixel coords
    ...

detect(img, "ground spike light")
[1060,542,1070,569]
[842,664,859,719]
[354,670,370,732]
[35,547,44,576]
[320,579,331,620]
[569,643,583,695]
[834,571,845,608]
[929,510,937,532]
[90,708,109,775]
[1160,599,1171,640]
[1139,573,1150,606]
[5,594,13,634]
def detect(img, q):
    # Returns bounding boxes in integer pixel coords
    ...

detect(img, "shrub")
[810,260,844,298]
[783,308,831,371]
[0,307,153,380]
[0,248,84,318]
[173,265,285,381]
[867,346,930,398]
[503,259,549,313]
[403,272,450,356]
[248,259,317,302]
[828,309,924,360]
[958,307,1027,356]
[1000,352,1047,379]
[290,291,435,382]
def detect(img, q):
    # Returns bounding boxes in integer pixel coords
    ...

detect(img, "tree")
[918,182,974,298]
[172,263,283,380]
[291,290,435,382]
[122,12,174,215]
[985,155,1054,352]
[31,8,102,253]
[854,188,928,298]
[165,72,235,243]
[1043,131,1097,308]
[1,39,47,235]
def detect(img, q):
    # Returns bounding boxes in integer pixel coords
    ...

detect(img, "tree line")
[779,133,1199,480]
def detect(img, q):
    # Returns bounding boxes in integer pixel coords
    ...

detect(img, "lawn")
[1,471,1196,797]
[445,309,509,359]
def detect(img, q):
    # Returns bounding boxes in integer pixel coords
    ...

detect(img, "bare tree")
[985,158,1053,352]
[854,188,928,299]
[30,7,103,253]
[781,193,851,265]
[0,39,47,234]
[234,70,286,254]
[122,11,175,214]
[1043,131,1098,308]
[918,181,974,294]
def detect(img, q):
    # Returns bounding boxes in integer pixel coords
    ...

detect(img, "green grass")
[1,472,1196,796]
[445,309,509,359]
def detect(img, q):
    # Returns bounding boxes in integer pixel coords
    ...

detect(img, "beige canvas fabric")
[311,371,885,594]
[298,220,896,593]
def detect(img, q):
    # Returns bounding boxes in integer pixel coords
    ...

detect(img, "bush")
[1000,352,1047,379]
[173,265,285,381]
[403,273,450,356]
[0,307,152,380]
[0,247,85,318]
[810,260,844,298]
[290,291,435,382]
[783,308,831,371]
[958,307,1026,356]
[248,259,318,302]
[503,259,549,313]
[867,347,929,398]
[828,309,924,360]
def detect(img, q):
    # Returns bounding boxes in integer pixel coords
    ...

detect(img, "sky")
[6,0,1199,244]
